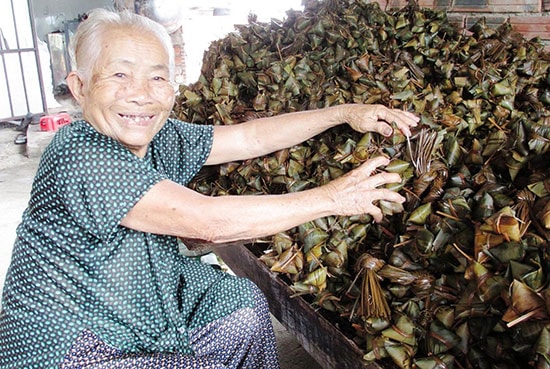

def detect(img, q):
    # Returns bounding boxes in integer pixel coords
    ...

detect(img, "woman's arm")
[120,156,403,245]
[205,104,419,165]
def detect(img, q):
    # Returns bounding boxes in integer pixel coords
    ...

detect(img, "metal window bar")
[0,0,47,122]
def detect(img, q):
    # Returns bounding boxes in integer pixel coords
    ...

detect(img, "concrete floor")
[0,120,323,369]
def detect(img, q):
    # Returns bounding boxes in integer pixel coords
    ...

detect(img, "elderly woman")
[0,8,418,369]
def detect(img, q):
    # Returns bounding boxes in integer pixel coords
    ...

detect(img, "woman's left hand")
[335,104,419,137]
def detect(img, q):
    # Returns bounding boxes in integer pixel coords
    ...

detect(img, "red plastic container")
[40,113,72,132]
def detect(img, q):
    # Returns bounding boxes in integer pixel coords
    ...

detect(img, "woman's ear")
[66,71,85,105]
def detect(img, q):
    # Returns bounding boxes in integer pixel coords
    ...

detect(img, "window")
[0,0,46,121]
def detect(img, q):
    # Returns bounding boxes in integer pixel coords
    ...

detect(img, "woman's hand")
[334,104,419,137]
[321,155,405,222]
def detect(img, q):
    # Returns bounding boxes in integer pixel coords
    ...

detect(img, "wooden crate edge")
[215,243,378,369]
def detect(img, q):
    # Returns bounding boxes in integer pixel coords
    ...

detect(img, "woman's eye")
[153,76,166,81]
[114,72,126,78]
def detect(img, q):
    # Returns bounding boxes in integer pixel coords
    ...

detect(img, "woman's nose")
[126,78,153,104]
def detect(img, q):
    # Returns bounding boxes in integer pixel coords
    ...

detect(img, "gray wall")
[32,0,112,42]
[29,0,111,112]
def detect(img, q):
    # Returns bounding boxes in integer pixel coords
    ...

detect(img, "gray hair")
[69,8,175,82]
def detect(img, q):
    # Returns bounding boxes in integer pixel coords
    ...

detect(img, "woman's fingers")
[358,155,390,174]
[326,156,406,219]
[390,111,419,137]
[360,188,406,222]
[377,107,419,137]
[365,171,402,189]
[345,104,419,137]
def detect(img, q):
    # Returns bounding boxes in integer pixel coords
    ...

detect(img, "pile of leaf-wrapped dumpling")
[172,0,550,367]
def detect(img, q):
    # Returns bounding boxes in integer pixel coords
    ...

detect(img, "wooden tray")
[215,243,384,369]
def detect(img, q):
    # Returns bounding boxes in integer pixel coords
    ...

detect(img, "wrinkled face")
[74,27,175,157]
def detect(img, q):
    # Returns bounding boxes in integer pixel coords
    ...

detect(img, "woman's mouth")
[119,114,155,125]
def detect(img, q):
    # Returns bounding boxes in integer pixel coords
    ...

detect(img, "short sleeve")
[34,123,167,242]
[149,119,214,185]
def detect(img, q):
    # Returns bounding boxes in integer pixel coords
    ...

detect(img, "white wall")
[182,0,303,85]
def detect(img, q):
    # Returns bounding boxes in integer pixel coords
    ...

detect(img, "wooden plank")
[215,243,385,369]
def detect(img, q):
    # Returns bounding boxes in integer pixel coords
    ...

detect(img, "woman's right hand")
[321,156,405,222]
[334,103,419,138]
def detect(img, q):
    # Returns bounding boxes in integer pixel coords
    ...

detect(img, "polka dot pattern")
[0,120,279,368]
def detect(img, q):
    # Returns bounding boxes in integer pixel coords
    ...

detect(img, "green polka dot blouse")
[0,119,255,368]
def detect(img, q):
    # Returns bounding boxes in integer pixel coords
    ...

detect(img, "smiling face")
[67,26,175,157]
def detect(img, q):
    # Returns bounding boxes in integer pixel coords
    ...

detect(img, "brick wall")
[375,0,550,46]
[170,30,186,85]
